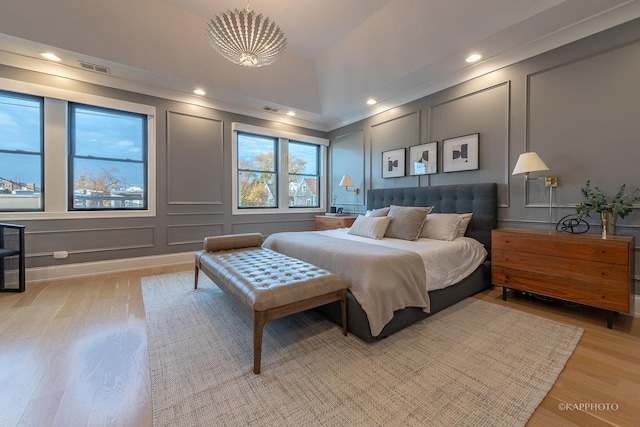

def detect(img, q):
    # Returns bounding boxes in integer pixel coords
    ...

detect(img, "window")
[0,91,43,211]
[236,132,277,208]
[288,141,319,208]
[0,79,156,220]
[69,103,148,210]
[232,123,328,214]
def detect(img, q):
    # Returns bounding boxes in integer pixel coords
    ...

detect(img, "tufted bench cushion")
[194,233,348,374]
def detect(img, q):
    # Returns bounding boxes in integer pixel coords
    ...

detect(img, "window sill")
[232,207,326,216]
[0,209,156,220]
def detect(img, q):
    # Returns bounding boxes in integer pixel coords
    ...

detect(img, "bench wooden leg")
[253,310,268,374]
[194,265,199,289]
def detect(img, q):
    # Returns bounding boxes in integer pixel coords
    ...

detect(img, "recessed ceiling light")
[366,98,377,105]
[39,52,62,62]
[466,53,482,63]
[286,111,296,117]
[193,88,206,96]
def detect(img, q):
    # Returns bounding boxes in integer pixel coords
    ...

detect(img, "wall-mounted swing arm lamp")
[512,152,558,230]
[339,174,359,214]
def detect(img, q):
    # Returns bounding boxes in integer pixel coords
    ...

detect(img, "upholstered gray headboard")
[366,183,498,255]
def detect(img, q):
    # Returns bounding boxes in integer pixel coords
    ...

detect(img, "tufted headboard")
[366,183,498,255]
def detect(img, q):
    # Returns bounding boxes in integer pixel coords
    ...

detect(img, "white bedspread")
[317,228,488,291]
[263,231,429,337]
[263,229,487,337]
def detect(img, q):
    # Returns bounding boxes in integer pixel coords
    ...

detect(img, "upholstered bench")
[194,233,348,374]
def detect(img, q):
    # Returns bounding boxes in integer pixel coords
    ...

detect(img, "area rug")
[142,271,583,427]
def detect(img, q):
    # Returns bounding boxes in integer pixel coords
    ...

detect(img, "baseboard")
[26,252,193,283]
[636,295,640,318]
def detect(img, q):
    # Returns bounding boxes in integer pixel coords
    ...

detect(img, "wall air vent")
[262,106,279,113]
[78,61,111,74]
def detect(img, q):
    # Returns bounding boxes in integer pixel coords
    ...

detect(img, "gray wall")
[0,64,325,269]
[329,18,640,294]
[3,17,640,297]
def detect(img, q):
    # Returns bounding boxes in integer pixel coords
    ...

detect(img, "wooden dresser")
[491,228,635,328]
[314,215,357,231]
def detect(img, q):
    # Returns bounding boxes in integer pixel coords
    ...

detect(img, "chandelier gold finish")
[206,2,287,67]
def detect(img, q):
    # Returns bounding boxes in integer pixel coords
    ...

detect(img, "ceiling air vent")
[78,61,111,74]
[262,105,279,113]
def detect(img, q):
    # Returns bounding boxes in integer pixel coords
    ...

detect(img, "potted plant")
[576,180,640,237]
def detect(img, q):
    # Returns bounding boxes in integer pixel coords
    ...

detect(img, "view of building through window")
[0,91,43,211]
[69,104,147,210]
[236,133,320,209]
[237,133,278,208]
[288,141,319,208]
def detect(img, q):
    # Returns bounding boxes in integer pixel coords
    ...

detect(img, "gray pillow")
[384,205,433,241]
[367,207,390,217]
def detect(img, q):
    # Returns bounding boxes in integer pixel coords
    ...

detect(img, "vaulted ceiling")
[1,0,639,131]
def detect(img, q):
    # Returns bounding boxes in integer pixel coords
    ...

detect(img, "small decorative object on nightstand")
[315,215,357,231]
[329,193,338,213]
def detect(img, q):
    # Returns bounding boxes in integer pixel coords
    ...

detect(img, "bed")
[263,182,497,342]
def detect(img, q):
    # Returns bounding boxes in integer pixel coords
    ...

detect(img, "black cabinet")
[0,223,25,292]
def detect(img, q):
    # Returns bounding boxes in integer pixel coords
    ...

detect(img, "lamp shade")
[339,175,355,187]
[512,152,549,175]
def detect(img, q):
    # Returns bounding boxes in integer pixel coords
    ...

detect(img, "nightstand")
[315,215,357,231]
[491,228,635,328]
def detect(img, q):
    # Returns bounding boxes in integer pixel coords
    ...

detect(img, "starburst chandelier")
[206,1,287,67]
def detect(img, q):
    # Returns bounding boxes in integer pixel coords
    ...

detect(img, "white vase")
[600,211,617,238]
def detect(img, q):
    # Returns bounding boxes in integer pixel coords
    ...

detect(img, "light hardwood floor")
[1,265,639,426]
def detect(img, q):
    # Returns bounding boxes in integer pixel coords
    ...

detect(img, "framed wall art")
[442,133,479,172]
[382,148,405,178]
[409,142,437,175]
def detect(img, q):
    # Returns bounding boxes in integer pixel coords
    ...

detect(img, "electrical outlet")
[53,251,68,259]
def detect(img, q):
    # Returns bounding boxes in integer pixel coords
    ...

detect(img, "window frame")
[68,102,149,211]
[231,122,328,215]
[0,77,156,220]
[288,140,320,209]
[0,89,45,212]
[236,132,279,209]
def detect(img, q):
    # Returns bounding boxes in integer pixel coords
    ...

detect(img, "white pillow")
[457,213,473,237]
[348,215,392,239]
[421,213,462,241]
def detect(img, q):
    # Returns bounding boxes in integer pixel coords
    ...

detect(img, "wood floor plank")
[1,265,639,426]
